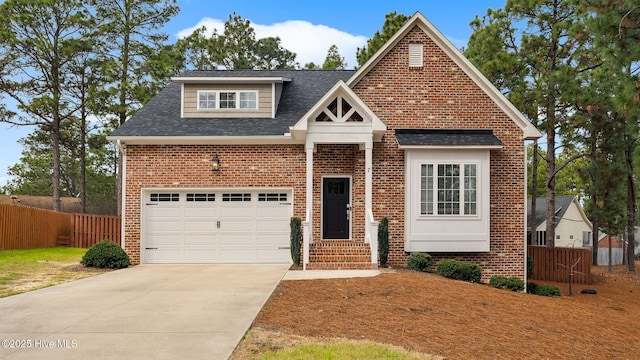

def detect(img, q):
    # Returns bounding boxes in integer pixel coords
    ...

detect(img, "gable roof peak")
[347,11,542,141]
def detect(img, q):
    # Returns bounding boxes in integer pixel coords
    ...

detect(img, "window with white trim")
[420,163,477,215]
[197,91,258,110]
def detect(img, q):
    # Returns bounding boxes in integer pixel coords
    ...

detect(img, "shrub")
[436,259,482,283]
[407,252,433,272]
[290,217,302,267]
[527,282,561,297]
[81,240,130,269]
[527,255,534,278]
[378,217,389,267]
[533,284,562,297]
[489,275,525,292]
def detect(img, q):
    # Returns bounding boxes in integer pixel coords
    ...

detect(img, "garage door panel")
[147,207,182,217]
[219,249,253,262]
[184,234,218,245]
[147,234,183,246]
[183,207,218,217]
[220,234,253,246]
[220,206,254,217]
[147,221,183,232]
[184,220,217,231]
[256,220,288,232]
[256,233,289,246]
[256,206,290,217]
[220,219,254,231]
[184,248,219,262]
[145,248,183,263]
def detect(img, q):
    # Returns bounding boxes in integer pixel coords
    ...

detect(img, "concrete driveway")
[0,264,289,360]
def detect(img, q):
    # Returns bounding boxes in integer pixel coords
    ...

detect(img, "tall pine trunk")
[625,140,636,272]
[545,117,556,247]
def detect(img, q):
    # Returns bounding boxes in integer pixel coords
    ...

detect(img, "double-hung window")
[420,163,477,216]
[198,91,258,110]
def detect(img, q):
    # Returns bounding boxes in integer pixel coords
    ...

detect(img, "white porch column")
[365,141,373,212]
[305,143,314,212]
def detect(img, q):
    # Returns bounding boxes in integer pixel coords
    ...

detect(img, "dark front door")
[322,177,350,239]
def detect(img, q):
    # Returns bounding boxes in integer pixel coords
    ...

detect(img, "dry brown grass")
[233,262,640,359]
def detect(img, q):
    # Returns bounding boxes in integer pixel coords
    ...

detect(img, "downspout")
[524,143,529,292]
[117,139,126,250]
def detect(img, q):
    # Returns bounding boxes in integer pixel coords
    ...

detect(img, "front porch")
[289,81,386,270]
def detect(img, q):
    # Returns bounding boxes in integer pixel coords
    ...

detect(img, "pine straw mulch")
[232,262,640,359]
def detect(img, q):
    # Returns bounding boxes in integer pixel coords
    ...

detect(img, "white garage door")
[143,189,293,264]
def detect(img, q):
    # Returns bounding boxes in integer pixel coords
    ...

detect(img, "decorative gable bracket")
[290,80,387,143]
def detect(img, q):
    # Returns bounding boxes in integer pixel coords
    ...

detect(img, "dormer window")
[197,90,258,110]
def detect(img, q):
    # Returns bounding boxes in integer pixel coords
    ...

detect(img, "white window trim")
[419,162,480,217]
[197,90,259,111]
[404,149,491,253]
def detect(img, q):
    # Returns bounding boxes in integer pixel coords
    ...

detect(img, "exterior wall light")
[212,154,221,171]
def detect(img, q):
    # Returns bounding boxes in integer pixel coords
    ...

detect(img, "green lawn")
[258,341,436,360]
[0,247,102,298]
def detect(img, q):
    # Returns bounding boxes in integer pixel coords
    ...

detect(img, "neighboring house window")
[420,163,477,215]
[536,231,547,246]
[582,231,592,247]
[197,91,258,110]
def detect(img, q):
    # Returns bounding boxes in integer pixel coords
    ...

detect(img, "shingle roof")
[395,129,504,147]
[109,70,355,138]
[527,195,576,228]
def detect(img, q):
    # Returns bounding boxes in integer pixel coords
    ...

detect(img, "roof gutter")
[106,135,305,146]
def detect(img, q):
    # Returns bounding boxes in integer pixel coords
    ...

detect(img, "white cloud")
[176,18,368,69]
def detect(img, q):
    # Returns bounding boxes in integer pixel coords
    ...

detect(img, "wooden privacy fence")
[0,203,72,250]
[528,246,592,284]
[72,213,121,248]
[0,203,120,250]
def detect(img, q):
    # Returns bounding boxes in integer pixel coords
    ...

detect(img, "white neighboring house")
[527,195,595,248]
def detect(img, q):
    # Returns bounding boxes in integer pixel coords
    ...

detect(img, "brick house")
[108,12,541,281]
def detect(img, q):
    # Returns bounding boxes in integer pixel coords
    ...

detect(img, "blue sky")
[0,0,506,189]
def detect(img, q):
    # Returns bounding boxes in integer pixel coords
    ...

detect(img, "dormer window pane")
[198,92,216,109]
[240,92,257,109]
[220,92,236,109]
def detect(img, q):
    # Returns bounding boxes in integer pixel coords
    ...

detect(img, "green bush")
[527,282,561,297]
[290,217,302,267]
[81,240,130,269]
[378,217,389,267]
[406,252,433,272]
[436,259,482,283]
[635,253,640,261]
[489,275,525,291]
[527,255,534,278]
[534,284,562,297]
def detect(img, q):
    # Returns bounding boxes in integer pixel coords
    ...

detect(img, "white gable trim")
[347,12,542,140]
[290,80,387,142]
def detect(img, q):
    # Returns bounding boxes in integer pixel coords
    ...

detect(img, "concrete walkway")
[0,264,289,360]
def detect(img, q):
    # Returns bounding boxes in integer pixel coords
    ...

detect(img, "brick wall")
[353,25,527,281]
[123,144,306,264]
